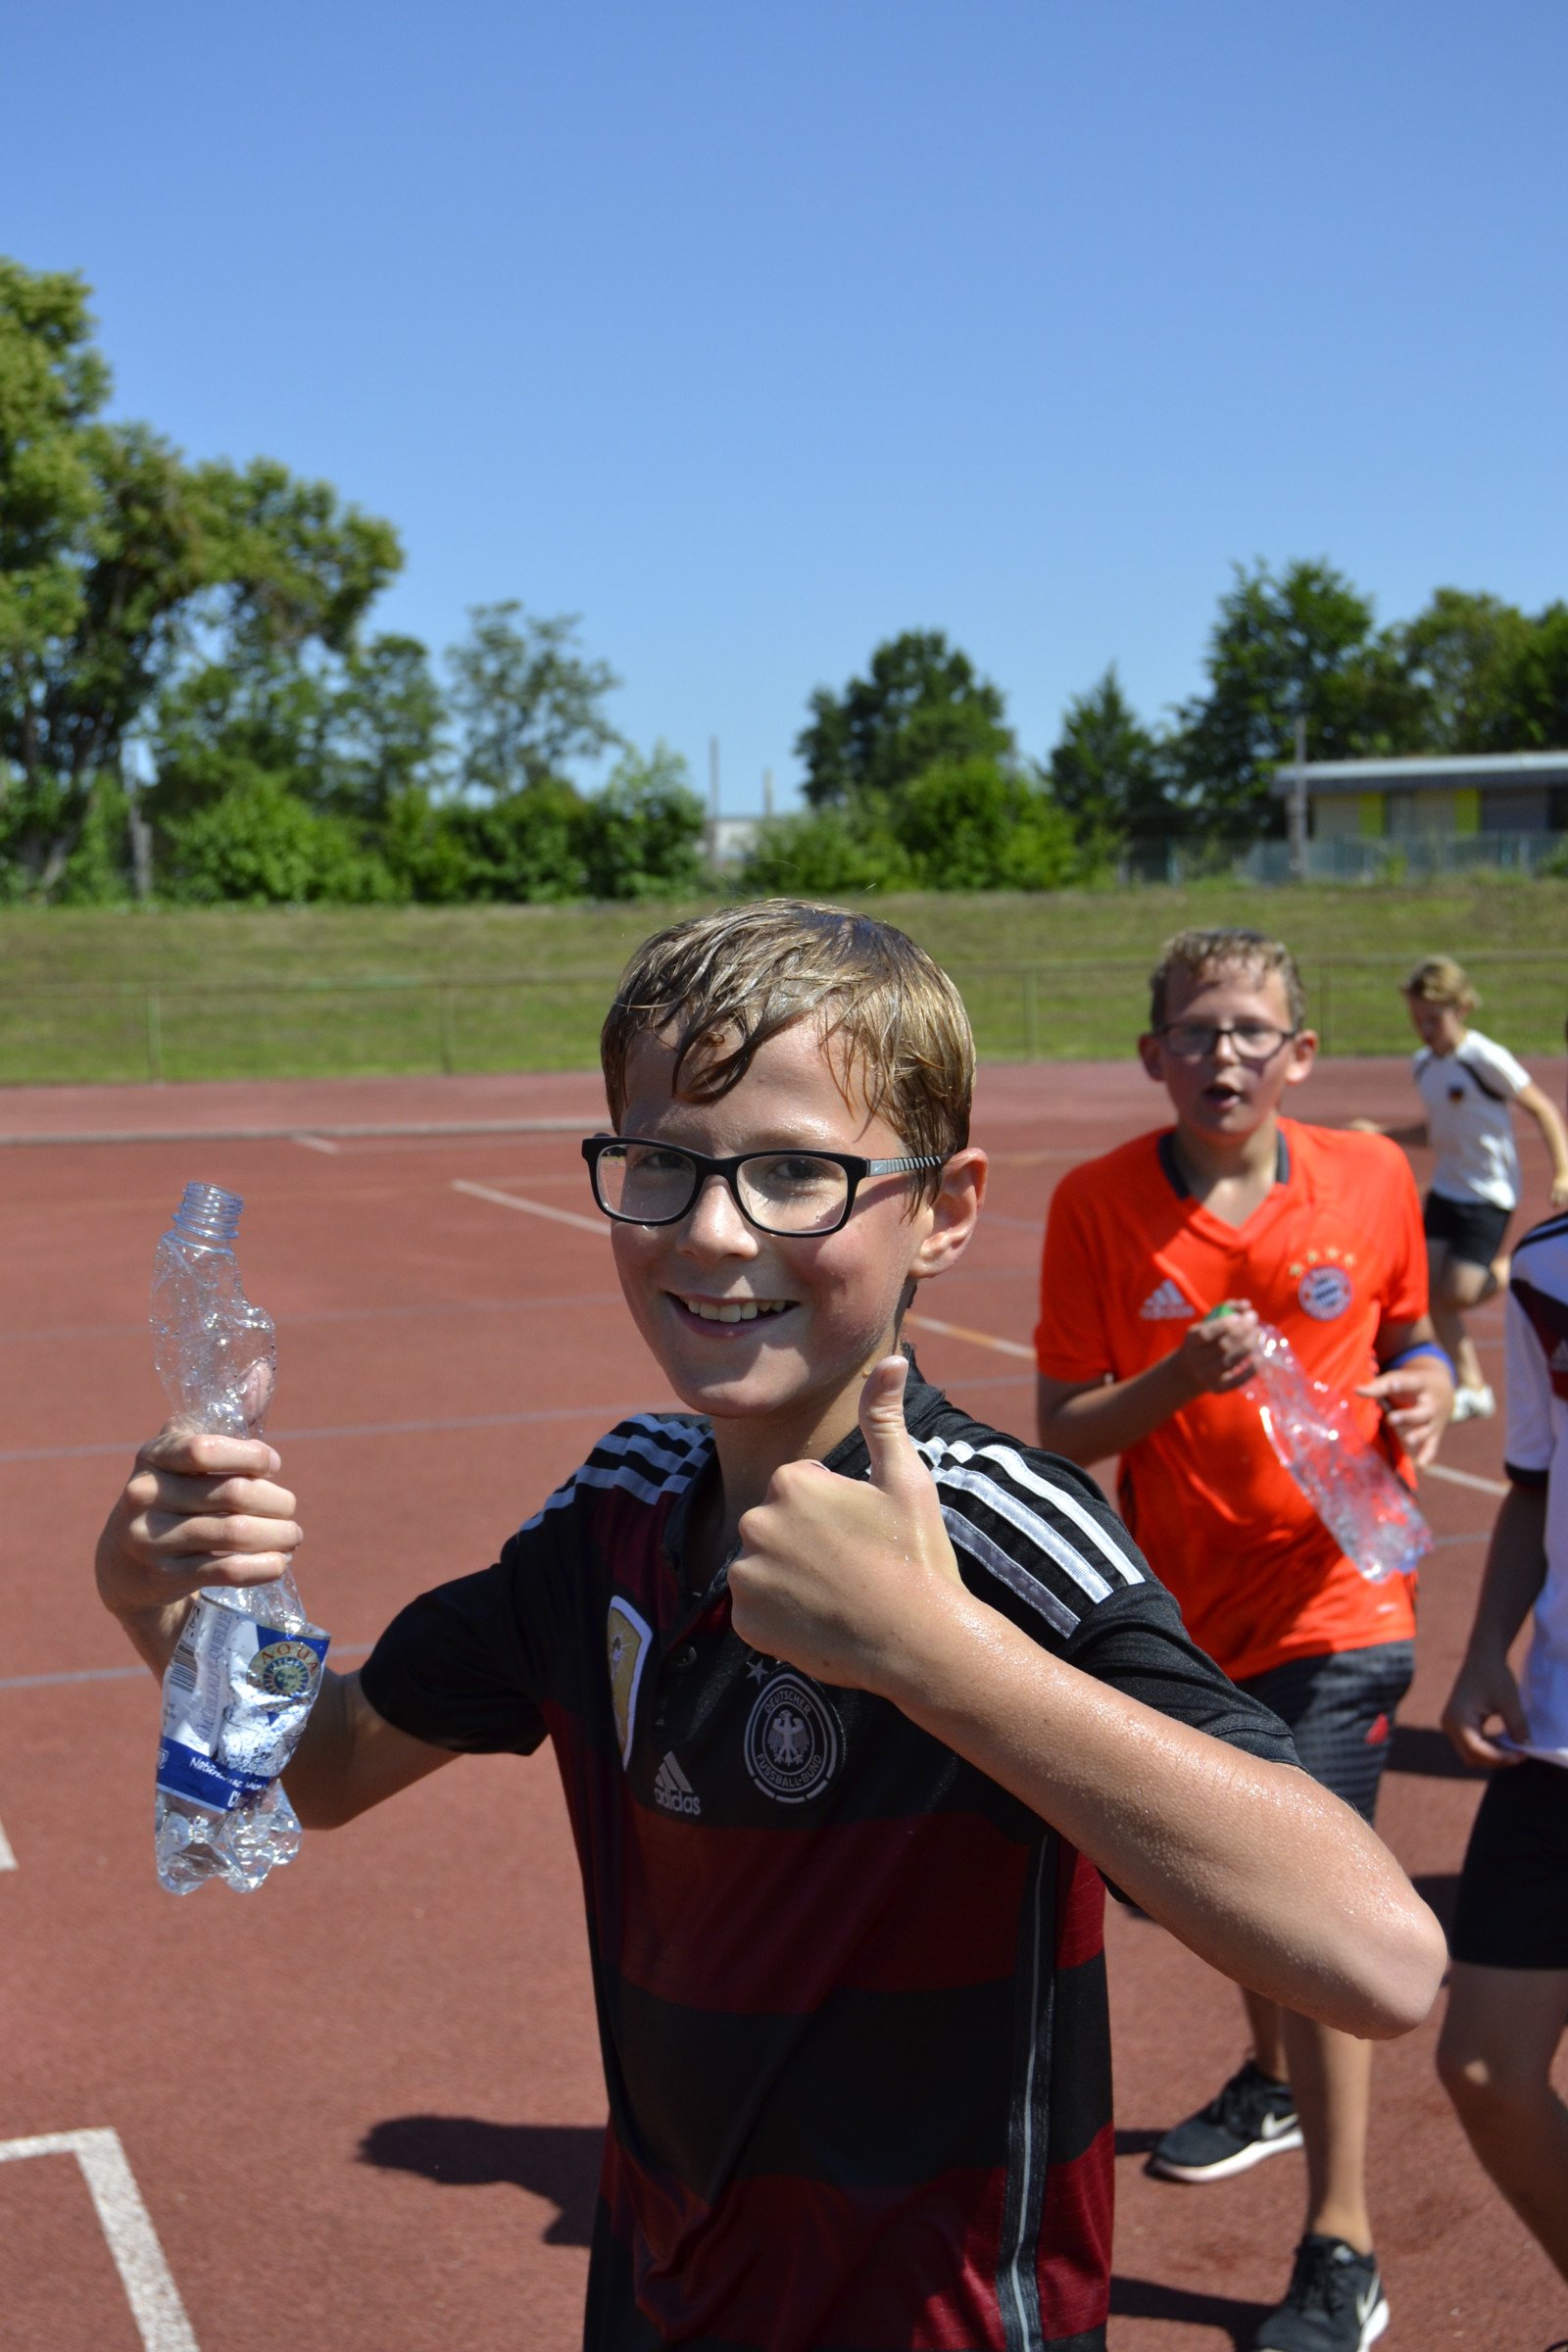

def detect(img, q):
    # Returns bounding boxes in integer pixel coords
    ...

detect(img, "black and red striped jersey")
[361,1363,1295,2352]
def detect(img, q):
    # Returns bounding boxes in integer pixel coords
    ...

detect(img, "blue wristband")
[1383,1340,1456,1383]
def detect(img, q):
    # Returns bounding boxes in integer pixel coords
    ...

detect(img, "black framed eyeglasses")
[1155,1020,1298,1063]
[581,1135,947,1237]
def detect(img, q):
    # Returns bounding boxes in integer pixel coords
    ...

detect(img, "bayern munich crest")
[1298,1263,1353,1320]
[744,1673,843,1805]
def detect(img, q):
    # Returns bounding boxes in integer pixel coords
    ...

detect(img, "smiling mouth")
[672,1294,794,1324]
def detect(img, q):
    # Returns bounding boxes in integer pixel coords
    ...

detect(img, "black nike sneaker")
[1253,2234,1389,2351]
[1146,2058,1302,2182]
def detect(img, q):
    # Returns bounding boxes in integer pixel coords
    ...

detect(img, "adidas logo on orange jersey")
[1139,1279,1195,1321]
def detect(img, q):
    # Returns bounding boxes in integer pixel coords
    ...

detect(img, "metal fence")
[4,951,1564,1087]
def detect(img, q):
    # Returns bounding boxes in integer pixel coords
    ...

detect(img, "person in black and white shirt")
[1438,1207,1568,2283]
[1363,956,1568,1423]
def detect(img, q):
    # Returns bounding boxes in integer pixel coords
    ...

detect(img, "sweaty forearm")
[1038,1352,1196,1466]
[877,1588,1445,2039]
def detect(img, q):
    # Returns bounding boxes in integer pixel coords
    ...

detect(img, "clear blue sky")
[9,1,1565,808]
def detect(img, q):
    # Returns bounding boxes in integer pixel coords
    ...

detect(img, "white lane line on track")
[292,1132,341,1153]
[906,1311,1035,1360]
[0,1398,664,1466]
[0,1811,15,1869]
[0,1642,375,1696]
[452,1177,609,1235]
[0,2129,198,2350]
[1423,1460,1509,1498]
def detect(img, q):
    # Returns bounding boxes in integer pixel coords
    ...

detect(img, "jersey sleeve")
[920,1426,1298,1766]
[1035,1171,1114,1383]
[359,1488,578,1757]
[1468,1034,1533,1097]
[1373,1141,1429,1330]
[1503,1284,1556,1484]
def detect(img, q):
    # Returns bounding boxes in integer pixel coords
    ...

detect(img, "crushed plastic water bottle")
[1238,1315,1432,1583]
[151,1182,329,1894]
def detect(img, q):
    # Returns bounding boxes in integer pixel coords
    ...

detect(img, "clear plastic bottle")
[151,1182,329,1894]
[1239,1315,1433,1583]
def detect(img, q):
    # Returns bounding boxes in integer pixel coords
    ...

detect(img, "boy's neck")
[1168,1111,1284,1226]
[683,1369,887,1590]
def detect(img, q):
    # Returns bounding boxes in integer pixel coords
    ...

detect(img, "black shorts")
[1423,1190,1511,1270]
[1237,1642,1414,1826]
[1449,1759,1568,1971]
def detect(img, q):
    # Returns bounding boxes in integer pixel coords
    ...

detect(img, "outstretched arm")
[738,1361,1446,2041]
[1037,1300,1261,1466]
[95,1423,454,1829]
[1443,1481,1547,1769]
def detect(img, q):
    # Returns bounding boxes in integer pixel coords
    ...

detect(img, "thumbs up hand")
[729,1357,964,1694]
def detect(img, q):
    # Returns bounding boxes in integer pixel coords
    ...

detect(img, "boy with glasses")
[96,903,1445,2352]
[1036,925,1452,2352]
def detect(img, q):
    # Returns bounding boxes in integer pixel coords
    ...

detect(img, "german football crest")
[607,1597,652,1767]
[744,1673,843,1805]
[1298,1264,1353,1320]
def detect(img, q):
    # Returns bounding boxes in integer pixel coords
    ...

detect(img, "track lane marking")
[905,1311,1034,1360]
[452,1178,608,1235]
[0,1396,669,1465]
[1422,1461,1509,1497]
[0,1811,14,1869]
[292,1133,340,1153]
[0,2128,198,2350]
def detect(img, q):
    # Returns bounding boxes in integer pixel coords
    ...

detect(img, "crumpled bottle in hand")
[1233,1313,1433,1584]
[150,1181,329,1894]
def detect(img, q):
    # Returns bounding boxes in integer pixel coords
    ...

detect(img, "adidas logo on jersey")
[654,1752,702,1817]
[1139,1279,1195,1320]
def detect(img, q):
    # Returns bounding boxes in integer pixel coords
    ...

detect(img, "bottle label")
[157,1598,330,1811]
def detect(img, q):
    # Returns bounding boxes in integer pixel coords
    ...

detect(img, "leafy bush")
[160,772,402,904]
[576,744,708,901]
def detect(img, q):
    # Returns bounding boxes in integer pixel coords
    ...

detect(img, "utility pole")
[762,767,774,821]
[1288,712,1309,882]
[708,737,720,868]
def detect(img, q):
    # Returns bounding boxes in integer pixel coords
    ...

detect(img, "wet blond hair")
[600,900,973,1197]
[1402,956,1477,1014]
[1148,926,1306,1031]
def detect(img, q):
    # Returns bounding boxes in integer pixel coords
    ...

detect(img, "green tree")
[1383,588,1534,753]
[447,602,620,800]
[1175,560,1396,845]
[576,743,707,900]
[796,630,1012,808]
[1047,666,1175,855]
[0,257,405,896]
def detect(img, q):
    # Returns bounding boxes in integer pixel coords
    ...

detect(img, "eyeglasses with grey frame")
[1155,1020,1298,1062]
[580,1135,948,1237]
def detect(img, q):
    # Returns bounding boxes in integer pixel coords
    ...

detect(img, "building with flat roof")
[1272,750,1568,843]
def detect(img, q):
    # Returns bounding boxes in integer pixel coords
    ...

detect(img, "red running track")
[1,1055,1563,2350]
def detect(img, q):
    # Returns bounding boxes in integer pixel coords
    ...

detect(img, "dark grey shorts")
[1238,1642,1415,1825]
[1450,1759,1568,1971]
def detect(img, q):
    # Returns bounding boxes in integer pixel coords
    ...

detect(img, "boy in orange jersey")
[1036,926,1453,2352]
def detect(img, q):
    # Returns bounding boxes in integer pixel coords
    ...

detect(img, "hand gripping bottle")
[150,1182,329,1893]
[1234,1313,1432,1583]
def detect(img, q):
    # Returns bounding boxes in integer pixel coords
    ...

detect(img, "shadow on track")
[1109,2273,1268,2346]
[359,2116,604,2244]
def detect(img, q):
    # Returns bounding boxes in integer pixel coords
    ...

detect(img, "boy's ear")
[909,1147,987,1279]
[1283,1028,1318,1088]
[1137,1031,1165,1083]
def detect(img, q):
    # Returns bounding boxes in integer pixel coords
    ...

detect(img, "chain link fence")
[2,952,1563,1086]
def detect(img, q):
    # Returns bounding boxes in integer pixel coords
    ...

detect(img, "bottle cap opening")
[169,1182,244,1249]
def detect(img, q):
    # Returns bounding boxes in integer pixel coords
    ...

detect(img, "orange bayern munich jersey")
[1035,1118,1426,1683]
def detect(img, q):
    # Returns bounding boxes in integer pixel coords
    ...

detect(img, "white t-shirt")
[1413,1027,1532,1209]
[1502,1217,1568,1764]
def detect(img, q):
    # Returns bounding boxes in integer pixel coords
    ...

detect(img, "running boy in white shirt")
[1371,957,1568,1422]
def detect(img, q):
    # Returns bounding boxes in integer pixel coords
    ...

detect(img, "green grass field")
[2,879,1564,1084]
